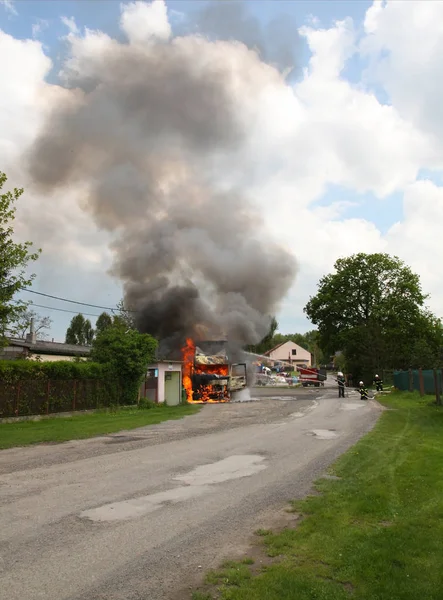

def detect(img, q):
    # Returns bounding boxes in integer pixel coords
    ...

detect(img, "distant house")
[264,340,312,369]
[1,336,91,362]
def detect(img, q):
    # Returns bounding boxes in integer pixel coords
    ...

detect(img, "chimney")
[25,317,37,345]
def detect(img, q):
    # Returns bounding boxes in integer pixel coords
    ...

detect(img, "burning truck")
[182,339,247,403]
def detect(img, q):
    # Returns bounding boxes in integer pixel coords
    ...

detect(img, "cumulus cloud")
[60,16,80,35]
[120,0,171,44]
[1,0,443,343]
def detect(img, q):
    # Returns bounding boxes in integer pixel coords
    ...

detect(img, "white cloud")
[0,0,17,16]
[386,179,443,315]
[360,0,443,162]
[32,18,49,38]
[0,29,115,318]
[120,0,171,44]
[60,16,79,35]
[2,0,443,341]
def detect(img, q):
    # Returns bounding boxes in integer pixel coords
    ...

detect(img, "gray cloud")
[181,0,300,73]
[26,28,297,350]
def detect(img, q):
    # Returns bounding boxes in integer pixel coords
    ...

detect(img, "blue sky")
[3,0,441,342]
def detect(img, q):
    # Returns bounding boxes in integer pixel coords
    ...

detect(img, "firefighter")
[359,381,369,400]
[337,371,345,398]
[373,374,383,392]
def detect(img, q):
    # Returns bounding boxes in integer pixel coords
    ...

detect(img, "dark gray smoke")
[181,0,300,74]
[27,21,297,350]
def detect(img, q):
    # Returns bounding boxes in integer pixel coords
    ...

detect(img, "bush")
[91,325,157,405]
[0,360,109,383]
[138,397,156,410]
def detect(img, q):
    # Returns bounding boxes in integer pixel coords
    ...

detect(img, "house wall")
[267,341,311,366]
[29,354,88,362]
[147,362,183,404]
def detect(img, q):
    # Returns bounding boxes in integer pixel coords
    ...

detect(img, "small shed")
[141,360,183,406]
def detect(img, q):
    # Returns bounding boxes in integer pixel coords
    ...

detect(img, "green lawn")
[0,404,200,450]
[195,392,443,600]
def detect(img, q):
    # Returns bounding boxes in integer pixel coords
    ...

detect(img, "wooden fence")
[0,379,121,418]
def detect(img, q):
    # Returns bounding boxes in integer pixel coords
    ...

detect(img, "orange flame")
[181,338,230,403]
[182,338,195,403]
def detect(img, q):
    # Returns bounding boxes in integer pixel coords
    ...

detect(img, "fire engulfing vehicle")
[182,339,247,403]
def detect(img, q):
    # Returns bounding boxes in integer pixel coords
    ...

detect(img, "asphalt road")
[0,386,381,600]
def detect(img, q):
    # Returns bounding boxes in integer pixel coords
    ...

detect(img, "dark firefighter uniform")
[359,382,369,400]
[337,373,345,398]
[373,375,383,392]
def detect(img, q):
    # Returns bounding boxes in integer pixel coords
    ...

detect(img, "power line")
[22,288,136,313]
[29,302,105,318]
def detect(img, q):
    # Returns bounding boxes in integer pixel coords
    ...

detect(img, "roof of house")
[7,338,91,356]
[263,340,309,357]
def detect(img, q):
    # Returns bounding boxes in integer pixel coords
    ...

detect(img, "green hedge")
[0,361,127,417]
[0,360,110,383]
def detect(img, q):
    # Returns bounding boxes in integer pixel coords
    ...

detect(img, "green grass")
[0,404,200,449]
[197,392,443,600]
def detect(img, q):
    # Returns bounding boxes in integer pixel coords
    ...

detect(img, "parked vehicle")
[299,367,327,387]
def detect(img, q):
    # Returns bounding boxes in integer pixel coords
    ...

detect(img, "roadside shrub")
[0,360,109,383]
[138,397,156,410]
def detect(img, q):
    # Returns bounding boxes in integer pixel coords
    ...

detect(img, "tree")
[91,321,157,404]
[65,314,95,345]
[115,298,136,331]
[15,310,53,340]
[0,172,41,346]
[304,252,442,379]
[95,312,113,334]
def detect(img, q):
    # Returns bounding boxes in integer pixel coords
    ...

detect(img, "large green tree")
[304,253,443,379]
[0,172,41,345]
[95,312,113,334]
[91,320,157,404]
[65,314,95,345]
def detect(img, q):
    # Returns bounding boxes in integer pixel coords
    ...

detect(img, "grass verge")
[194,391,443,600]
[0,404,200,449]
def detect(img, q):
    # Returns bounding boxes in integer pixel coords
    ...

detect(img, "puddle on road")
[309,429,339,440]
[80,455,267,523]
[174,455,267,486]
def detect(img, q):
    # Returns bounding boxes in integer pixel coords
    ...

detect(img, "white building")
[264,341,313,369]
[141,360,183,405]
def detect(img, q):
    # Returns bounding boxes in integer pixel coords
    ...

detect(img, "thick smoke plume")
[27,8,297,350]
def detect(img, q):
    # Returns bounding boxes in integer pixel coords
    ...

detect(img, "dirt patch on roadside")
[173,506,303,600]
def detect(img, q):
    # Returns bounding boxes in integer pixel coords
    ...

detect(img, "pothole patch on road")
[79,484,210,522]
[174,455,267,486]
[79,454,267,523]
[308,429,339,440]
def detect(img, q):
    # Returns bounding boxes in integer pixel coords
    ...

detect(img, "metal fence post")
[408,368,413,392]
[418,368,425,396]
[73,380,77,411]
[434,369,441,406]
